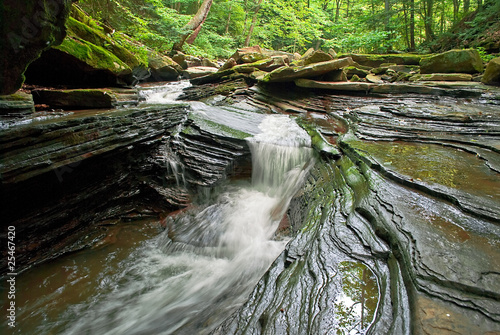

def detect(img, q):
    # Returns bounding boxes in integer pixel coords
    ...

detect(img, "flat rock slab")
[183,66,219,79]
[410,73,473,81]
[294,78,484,97]
[0,92,35,115]
[32,88,139,109]
[262,57,354,83]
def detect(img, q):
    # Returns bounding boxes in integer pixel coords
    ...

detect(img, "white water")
[47,86,314,334]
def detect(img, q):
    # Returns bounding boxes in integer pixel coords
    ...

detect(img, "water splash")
[48,114,314,335]
[139,81,191,104]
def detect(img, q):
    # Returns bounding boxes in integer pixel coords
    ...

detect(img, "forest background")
[60,0,500,60]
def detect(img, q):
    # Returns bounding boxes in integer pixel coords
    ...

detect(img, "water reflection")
[335,261,379,335]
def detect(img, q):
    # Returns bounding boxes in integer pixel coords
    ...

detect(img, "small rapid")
[10,82,314,335]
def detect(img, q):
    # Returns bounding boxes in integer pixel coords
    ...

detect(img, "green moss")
[55,37,131,74]
[63,6,147,68]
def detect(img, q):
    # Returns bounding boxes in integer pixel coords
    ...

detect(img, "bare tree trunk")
[410,0,415,50]
[423,0,435,42]
[244,0,264,47]
[477,0,482,11]
[335,0,342,22]
[172,0,213,51]
[225,2,234,34]
[464,0,470,13]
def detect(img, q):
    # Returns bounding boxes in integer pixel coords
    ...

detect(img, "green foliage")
[476,47,496,63]
[76,0,500,59]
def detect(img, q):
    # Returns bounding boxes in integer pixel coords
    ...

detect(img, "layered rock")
[213,82,500,335]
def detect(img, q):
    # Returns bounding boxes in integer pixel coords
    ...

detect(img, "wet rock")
[420,49,484,74]
[0,92,35,115]
[214,87,500,335]
[0,0,73,95]
[481,57,500,85]
[1,103,189,269]
[262,57,354,83]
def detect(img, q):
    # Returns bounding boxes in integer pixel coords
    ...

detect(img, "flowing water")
[6,82,314,334]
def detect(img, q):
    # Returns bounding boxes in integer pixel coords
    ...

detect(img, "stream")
[6,82,319,334]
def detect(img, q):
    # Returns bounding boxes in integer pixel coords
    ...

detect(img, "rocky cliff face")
[0,0,74,95]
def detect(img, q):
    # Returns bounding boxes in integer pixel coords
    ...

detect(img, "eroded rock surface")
[212,83,500,334]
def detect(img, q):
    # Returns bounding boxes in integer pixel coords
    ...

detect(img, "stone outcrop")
[481,57,500,85]
[32,88,140,109]
[25,6,148,88]
[420,48,484,74]
[148,52,183,82]
[0,92,35,115]
[0,0,74,95]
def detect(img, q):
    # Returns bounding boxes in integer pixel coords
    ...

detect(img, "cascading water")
[10,83,315,335]
[57,114,313,335]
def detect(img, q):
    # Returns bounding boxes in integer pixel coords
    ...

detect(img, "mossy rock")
[0,0,73,94]
[481,57,500,85]
[420,49,484,74]
[55,37,132,76]
[342,53,422,67]
[0,92,34,115]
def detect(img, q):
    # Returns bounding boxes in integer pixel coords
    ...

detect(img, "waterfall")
[57,114,313,334]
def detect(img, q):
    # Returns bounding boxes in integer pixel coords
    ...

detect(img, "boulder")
[201,58,219,68]
[182,66,219,79]
[148,52,182,82]
[262,57,354,83]
[301,50,333,66]
[481,57,500,85]
[185,55,202,67]
[345,66,370,79]
[0,0,73,95]
[171,52,188,69]
[230,46,264,63]
[420,49,484,74]
[0,92,35,115]
[218,58,237,72]
[322,69,347,82]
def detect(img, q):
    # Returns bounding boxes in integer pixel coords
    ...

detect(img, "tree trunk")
[172,0,213,51]
[225,2,234,35]
[464,0,470,13]
[346,0,350,18]
[244,0,264,47]
[410,0,415,50]
[477,0,482,11]
[423,0,435,42]
[335,0,342,22]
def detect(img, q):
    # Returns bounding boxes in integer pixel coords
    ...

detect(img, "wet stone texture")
[213,84,500,334]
